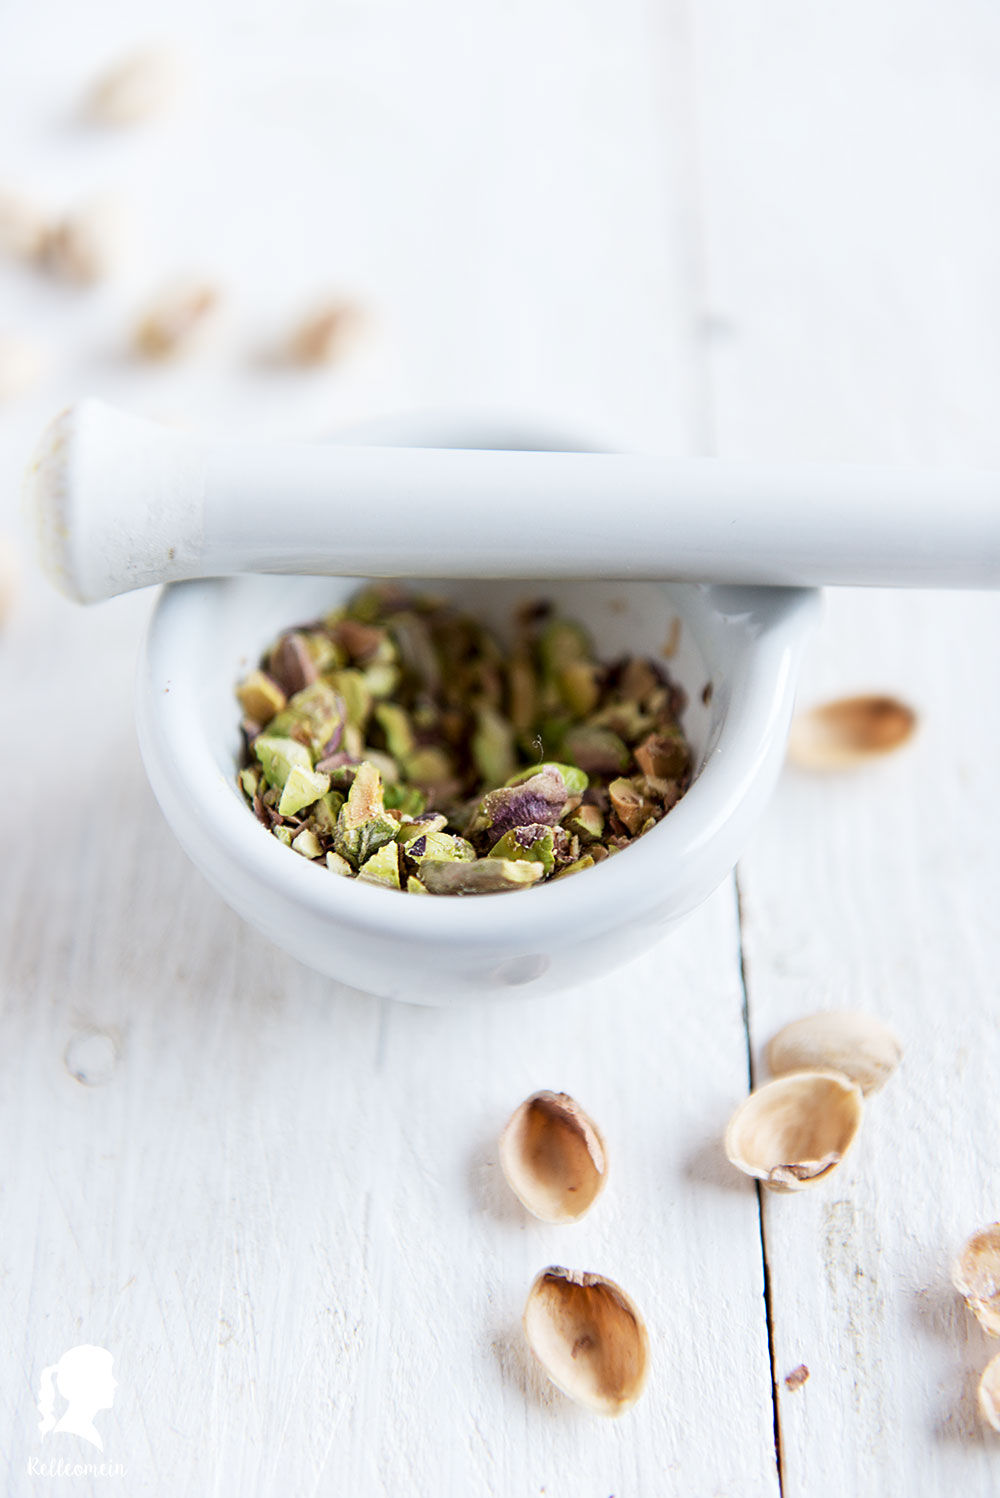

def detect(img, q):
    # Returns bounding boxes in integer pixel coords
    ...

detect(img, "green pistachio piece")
[254,734,313,791]
[273,826,294,846]
[405,745,455,789]
[362,749,401,784]
[364,661,400,698]
[239,766,261,801]
[565,803,604,842]
[291,827,324,858]
[406,875,429,894]
[357,841,402,888]
[383,783,428,816]
[562,724,631,775]
[405,830,476,865]
[396,814,448,844]
[419,857,545,895]
[278,764,331,817]
[236,670,287,725]
[506,652,537,735]
[471,704,516,787]
[506,762,589,796]
[472,766,573,838]
[308,789,346,833]
[552,854,596,880]
[557,660,601,718]
[268,680,345,756]
[301,631,342,674]
[488,823,556,875]
[343,723,365,759]
[375,702,415,761]
[332,761,398,868]
[326,851,354,876]
[537,618,592,677]
[587,700,655,743]
[327,669,372,729]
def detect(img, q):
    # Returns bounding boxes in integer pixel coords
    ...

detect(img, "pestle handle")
[28,398,1000,603]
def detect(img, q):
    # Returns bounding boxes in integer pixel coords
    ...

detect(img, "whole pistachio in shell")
[979,1352,1000,1431]
[523,1266,649,1416]
[952,1225,1000,1337]
[499,1091,607,1223]
[787,694,917,771]
[724,1069,864,1192]
[767,1010,902,1097]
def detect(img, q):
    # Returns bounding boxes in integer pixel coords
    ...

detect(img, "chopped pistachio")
[239,765,261,801]
[268,680,344,756]
[506,762,589,796]
[332,761,398,868]
[419,857,545,895]
[237,588,692,893]
[471,704,517,786]
[635,728,689,780]
[375,702,415,761]
[236,670,287,725]
[608,777,658,836]
[357,840,402,888]
[291,827,324,859]
[488,823,557,874]
[278,764,330,817]
[254,734,312,791]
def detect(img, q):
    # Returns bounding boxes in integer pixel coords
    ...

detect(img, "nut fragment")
[767,1011,902,1097]
[953,1225,1000,1337]
[523,1266,649,1416]
[87,46,184,125]
[979,1353,1000,1431]
[0,336,43,399]
[499,1091,607,1223]
[287,298,370,366]
[787,694,917,771]
[134,279,221,360]
[724,1070,864,1193]
[43,196,128,284]
[0,189,49,260]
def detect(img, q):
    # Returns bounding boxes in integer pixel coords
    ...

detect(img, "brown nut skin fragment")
[523,1266,649,1416]
[953,1225,1000,1337]
[724,1069,864,1193]
[499,1091,607,1223]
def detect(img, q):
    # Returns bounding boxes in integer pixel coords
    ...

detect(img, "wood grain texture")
[0,1,781,1494]
[695,2,1000,1491]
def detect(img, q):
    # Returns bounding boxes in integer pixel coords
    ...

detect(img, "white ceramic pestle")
[28,399,1000,604]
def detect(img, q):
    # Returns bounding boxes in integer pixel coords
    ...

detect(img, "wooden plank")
[695,1,1000,1489]
[0,0,781,1492]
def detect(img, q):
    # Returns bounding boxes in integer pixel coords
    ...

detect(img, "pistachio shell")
[767,1011,902,1097]
[787,694,917,770]
[499,1091,607,1223]
[979,1353,1000,1430]
[523,1267,649,1416]
[724,1069,864,1193]
[953,1225,1000,1337]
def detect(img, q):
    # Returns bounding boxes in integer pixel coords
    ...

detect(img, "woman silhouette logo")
[36,1346,117,1452]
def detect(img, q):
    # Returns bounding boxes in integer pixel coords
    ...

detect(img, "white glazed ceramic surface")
[135,416,819,1005]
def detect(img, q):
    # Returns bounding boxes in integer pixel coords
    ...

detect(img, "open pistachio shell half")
[499,1091,607,1223]
[953,1225,1000,1337]
[523,1266,649,1416]
[767,1010,902,1097]
[787,694,917,771]
[724,1069,864,1193]
[979,1352,1000,1431]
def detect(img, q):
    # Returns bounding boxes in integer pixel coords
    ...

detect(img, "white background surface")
[2,2,1000,1495]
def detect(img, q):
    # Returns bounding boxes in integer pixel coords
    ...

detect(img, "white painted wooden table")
[2,3,999,1494]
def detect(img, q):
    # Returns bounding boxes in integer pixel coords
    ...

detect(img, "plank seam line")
[735,868,784,1495]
